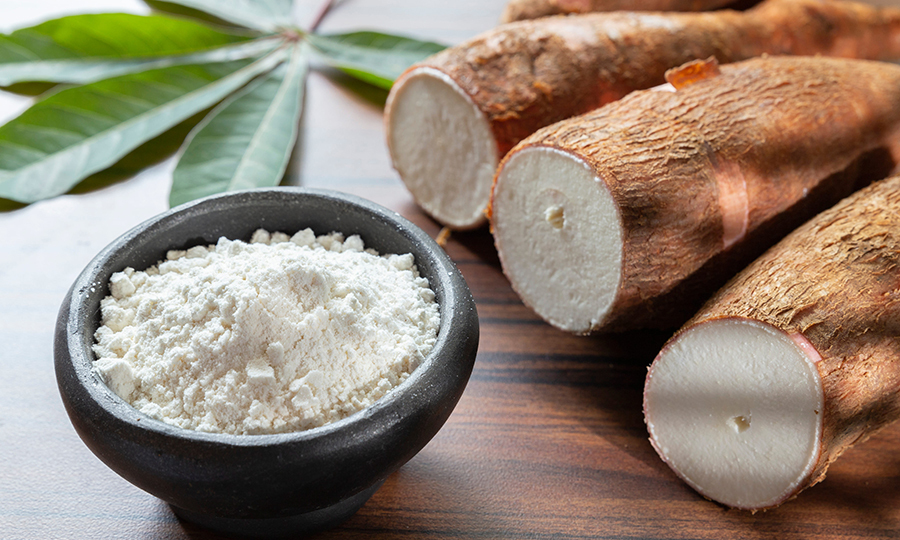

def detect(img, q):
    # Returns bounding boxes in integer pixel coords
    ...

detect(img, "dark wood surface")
[3,1,900,538]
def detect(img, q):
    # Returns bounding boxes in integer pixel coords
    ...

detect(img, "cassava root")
[500,0,739,24]
[386,0,900,229]
[643,175,900,510]
[490,55,900,333]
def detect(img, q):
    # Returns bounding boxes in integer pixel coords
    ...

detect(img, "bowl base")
[170,481,384,538]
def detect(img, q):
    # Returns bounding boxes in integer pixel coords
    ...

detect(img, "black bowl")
[54,188,479,537]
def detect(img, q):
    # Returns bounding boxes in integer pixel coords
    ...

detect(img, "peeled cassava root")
[385,0,900,229]
[490,55,900,334]
[500,0,738,24]
[643,175,900,510]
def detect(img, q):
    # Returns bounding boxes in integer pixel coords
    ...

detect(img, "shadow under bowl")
[54,188,479,537]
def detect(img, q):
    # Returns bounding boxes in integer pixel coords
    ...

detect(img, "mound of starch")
[92,228,440,435]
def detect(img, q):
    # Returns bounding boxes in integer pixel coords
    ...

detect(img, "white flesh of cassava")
[491,146,622,333]
[386,67,498,229]
[644,318,824,509]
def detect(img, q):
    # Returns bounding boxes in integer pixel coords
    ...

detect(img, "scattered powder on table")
[92,228,440,435]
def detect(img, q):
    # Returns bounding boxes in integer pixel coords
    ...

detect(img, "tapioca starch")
[92,228,440,435]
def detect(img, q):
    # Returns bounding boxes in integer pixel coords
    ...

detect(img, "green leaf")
[150,0,293,32]
[170,43,307,206]
[0,13,271,86]
[71,108,212,196]
[145,0,249,30]
[307,31,446,89]
[0,13,255,61]
[0,40,281,87]
[0,50,287,204]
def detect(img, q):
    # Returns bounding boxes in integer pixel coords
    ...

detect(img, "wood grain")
[1,1,900,539]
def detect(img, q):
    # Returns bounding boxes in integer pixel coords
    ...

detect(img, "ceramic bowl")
[54,188,479,537]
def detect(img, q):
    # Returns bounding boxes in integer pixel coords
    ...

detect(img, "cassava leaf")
[71,109,212,196]
[0,40,281,87]
[170,43,307,206]
[0,13,256,60]
[307,31,446,89]
[149,0,293,32]
[0,13,272,86]
[144,0,248,29]
[0,50,287,204]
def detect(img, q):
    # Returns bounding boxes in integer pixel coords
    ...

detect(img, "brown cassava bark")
[678,175,900,500]
[500,0,737,24]
[496,56,900,331]
[402,0,900,157]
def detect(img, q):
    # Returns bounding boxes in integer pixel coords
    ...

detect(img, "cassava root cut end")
[491,146,622,333]
[386,67,498,230]
[644,318,824,509]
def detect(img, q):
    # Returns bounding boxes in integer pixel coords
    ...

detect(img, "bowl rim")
[58,186,477,448]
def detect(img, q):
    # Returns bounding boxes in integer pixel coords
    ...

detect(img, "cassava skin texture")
[385,0,900,229]
[490,56,900,333]
[643,176,900,510]
[500,0,736,23]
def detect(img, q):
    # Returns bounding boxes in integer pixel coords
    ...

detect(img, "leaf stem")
[308,0,336,32]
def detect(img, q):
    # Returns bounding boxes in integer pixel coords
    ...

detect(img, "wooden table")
[2,1,900,538]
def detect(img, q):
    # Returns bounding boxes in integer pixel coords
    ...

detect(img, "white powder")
[92,228,440,435]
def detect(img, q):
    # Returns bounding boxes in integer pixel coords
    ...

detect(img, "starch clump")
[92,229,440,435]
